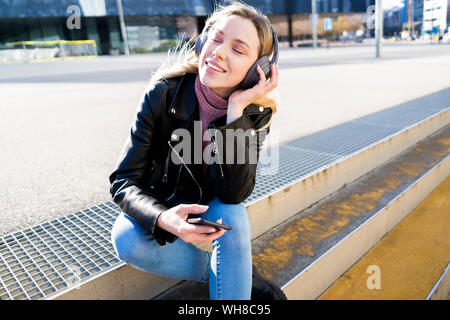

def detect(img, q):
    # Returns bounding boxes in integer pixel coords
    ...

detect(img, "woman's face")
[198,15,261,99]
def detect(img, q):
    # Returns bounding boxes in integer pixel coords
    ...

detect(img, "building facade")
[422,0,449,36]
[0,0,380,55]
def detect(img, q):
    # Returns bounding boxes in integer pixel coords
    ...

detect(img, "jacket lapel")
[167,72,199,121]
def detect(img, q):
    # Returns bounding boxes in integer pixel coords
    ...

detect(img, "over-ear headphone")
[195,25,279,90]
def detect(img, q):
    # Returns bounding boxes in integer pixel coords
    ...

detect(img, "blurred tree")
[333,15,363,34]
[321,14,364,40]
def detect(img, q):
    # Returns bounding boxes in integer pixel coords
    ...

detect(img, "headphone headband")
[270,27,279,65]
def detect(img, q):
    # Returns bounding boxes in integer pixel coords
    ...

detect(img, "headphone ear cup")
[195,32,208,57]
[239,56,271,90]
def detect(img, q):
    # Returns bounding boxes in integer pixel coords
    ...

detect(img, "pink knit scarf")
[194,74,228,176]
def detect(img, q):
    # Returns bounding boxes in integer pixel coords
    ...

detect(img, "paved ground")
[0,42,449,236]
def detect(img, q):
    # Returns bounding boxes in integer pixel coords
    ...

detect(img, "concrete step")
[154,124,449,300]
[318,176,450,300]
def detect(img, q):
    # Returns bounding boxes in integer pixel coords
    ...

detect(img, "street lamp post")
[311,0,318,49]
[117,0,130,55]
[286,0,294,48]
[375,0,383,58]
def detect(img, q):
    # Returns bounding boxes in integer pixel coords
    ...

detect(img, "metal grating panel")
[352,105,443,129]
[245,145,341,204]
[287,122,399,156]
[0,202,122,300]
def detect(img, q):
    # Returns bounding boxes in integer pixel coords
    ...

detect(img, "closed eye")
[211,39,243,54]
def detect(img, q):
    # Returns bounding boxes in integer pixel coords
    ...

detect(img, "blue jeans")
[110,196,252,300]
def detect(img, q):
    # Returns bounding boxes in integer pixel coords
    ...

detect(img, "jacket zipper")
[208,123,224,178]
[166,141,203,204]
[162,147,171,183]
[212,133,224,178]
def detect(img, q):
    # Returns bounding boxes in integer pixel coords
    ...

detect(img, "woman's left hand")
[228,63,279,110]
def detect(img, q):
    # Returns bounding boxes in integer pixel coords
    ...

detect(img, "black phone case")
[187,217,232,231]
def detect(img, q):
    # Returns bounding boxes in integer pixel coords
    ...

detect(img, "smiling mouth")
[205,61,226,73]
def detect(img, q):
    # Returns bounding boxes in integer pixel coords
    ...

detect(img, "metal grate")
[246,145,341,204]
[287,122,399,156]
[0,202,122,300]
[351,105,444,129]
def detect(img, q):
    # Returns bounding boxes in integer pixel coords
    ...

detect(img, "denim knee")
[205,198,251,244]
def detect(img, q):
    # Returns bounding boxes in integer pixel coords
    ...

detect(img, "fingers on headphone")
[270,64,279,86]
[256,65,266,83]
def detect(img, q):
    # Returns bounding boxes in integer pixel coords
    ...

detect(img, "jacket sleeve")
[109,81,177,246]
[209,105,273,204]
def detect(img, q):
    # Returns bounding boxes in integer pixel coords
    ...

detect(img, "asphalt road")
[1,42,449,83]
[0,42,449,236]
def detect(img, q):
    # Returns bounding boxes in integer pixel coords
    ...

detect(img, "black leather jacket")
[109,72,273,246]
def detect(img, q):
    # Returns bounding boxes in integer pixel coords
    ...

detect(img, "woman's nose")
[212,45,226,60]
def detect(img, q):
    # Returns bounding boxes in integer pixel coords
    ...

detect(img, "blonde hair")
[150,0,279,115]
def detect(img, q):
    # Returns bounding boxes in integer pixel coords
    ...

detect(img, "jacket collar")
[167,72,199,121]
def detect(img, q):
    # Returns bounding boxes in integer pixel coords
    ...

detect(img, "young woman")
[109,1,281,300]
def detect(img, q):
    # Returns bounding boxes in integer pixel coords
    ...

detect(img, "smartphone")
[186,217,232,231]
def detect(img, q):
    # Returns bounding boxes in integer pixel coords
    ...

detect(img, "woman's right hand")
[156,204,227,243]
